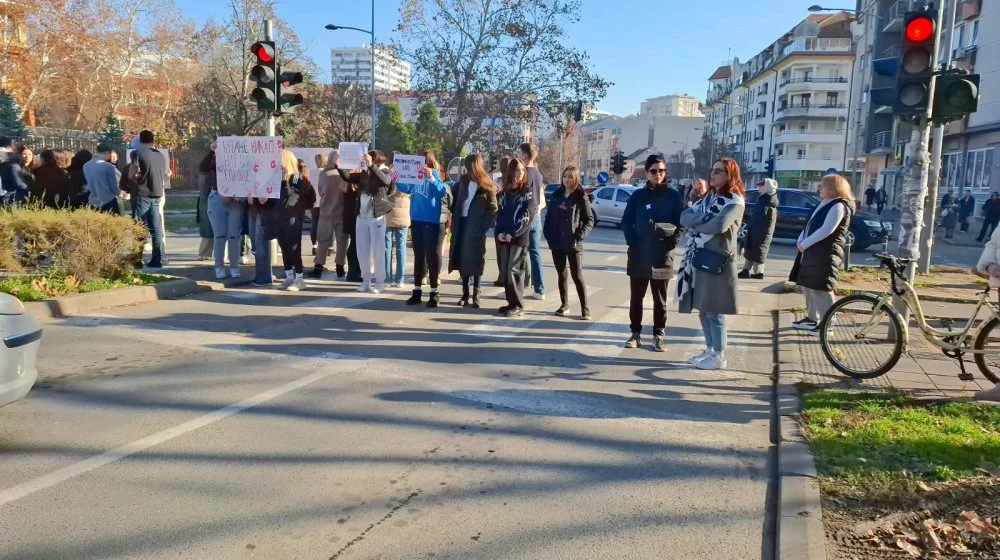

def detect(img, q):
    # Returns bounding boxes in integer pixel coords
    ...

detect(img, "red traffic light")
[251,42,274,63]
[905,16,934,43]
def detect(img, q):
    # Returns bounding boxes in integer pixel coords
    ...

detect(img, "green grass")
[163,214,198,232]
[123,196,199,214]
[0,272,170,302]
[800,390,1000,485]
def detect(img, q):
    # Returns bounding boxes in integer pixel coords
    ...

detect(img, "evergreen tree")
[0,89,26,140]
[97,116,127,150]
[414,101,442,157]
[374,103,415,156]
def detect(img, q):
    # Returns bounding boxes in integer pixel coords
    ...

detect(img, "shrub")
[0,206,146,282]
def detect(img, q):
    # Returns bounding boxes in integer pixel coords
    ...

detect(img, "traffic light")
[868,9,938,116]
[573,101,583,122]
[277,68,304,114]
[611,151,626,175]
[932,70,980,123]
[764,155,774,178]
[250,41,277,112]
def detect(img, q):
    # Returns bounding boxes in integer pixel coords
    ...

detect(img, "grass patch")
[123,195,199,214]
[0,272,169,302]
[800,390,1000,487]
[164,214,198,232]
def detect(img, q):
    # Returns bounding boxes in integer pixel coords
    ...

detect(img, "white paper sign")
[215,136,283,198]
[391,154,426,187]
[338,142,368,170]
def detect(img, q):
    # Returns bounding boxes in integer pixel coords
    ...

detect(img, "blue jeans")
[699,312,728,353]
[133,195,164,268]
[248,211,272,284]
[384,226,408,285]
[207,192,245,269]
[528,217,544,294]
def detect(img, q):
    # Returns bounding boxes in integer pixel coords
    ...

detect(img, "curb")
[776,312,827,560]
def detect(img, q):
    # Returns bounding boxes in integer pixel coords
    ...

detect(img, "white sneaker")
[230,268,241,279]
[240,255,250,265]
[215,267,227,280]
[696,352,728,370]
[373,284,385,294]
[279,274,295,290]
[288,276,305,292]
[687,348,712,365]
[357,282,370,293]
[531,292,546,300]
[793,319,818,331]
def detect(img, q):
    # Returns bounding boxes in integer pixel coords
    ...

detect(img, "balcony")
[781,77,850,93]
[773,130,846,143]
[776,104,848,120]
[884,0,904,33]
[776,154,839,171]
[870,130,894,154]
[779,37,853,58]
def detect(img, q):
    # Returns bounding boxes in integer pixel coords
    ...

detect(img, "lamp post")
[325,4,377,149]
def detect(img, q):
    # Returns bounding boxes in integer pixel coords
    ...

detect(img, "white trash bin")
[0,293,42,408]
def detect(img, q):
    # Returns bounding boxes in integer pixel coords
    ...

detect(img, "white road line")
[604,255,617,262]
[0,369,336,508]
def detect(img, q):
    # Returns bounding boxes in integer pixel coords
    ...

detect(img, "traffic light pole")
[264,19,276,137]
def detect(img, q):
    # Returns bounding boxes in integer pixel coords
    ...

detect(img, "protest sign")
[391,154,426,187]
[338,142,368,170]
[215,136,283,198]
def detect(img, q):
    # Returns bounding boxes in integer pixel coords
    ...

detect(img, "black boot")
[307,265,324,279]
[335,265,346,279]
[471,288,481,309]
[458,284,470,307]
[426,292,439,308]
[406,289,423,305]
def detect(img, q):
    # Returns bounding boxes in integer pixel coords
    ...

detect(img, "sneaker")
[624,334,641,349]
[240,255,250,265]
[696,351,727,370]
[737,270,750,279]
[249,281,272,288]
[357,282,370,293]
[531,292,546,301]
[581,309,592,321]
[406,291,423,305]
[793,319,818,331]
[372,285,384,294]
[287,277,306,292]
[230,268,241,279]
[497,305,510,315]
[426,292,439,308]
[750,273,765,280]
[278,275,295,291]
[503,307,524,318]
[492,279,505,287]
[687,348,712,364]
[652,335,666,352]
[307,266,324,279]
[555,305,570,316]
[215,267,227,280]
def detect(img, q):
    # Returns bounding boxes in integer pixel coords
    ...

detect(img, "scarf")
[676,192,739,308]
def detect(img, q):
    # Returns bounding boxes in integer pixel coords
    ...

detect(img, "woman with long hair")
[18,145,36,201]
[448,153,499,308]
[204,143,249,279]
[274,154,316,291]
[196,143,216,261]
[397,150,450,307]
[790,174,855,333]
[678,157,746,370]
[495,158,537,318]
[66,149,92,209]
[33,149,72,208]
[543,165,594,320]
[493,156,511,288]
[337,150,395,293]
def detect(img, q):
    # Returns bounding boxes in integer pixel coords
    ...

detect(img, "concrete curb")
[776,312,827,560]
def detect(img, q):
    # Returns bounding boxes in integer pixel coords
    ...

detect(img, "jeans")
[552,250,587,312]
[499,243,527,309]
[528,218,545,294]
[356,217,387,286]
[157,196,167,257]
[629,277,668,336]
[277,212,305,274]
[248,210,272,284]
[411,221,441,289]
[207,192,244,269]
[94,198,122,215]
[699,312,728,353]
[384,226,408,285]
[133,195,164,267]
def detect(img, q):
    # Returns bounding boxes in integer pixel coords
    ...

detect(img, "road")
[0,225,785,560]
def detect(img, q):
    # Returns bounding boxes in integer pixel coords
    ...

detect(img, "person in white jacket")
[974,228,1000,401]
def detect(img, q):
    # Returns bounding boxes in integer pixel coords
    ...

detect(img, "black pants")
[499,243,527,309]
[94,199,122,215]
[411,221,442,289]
[310,207,319,246]
[494,240,506,285]
[630,277,668,336]
[978,219,999,241]
[277,215,305,274]
[552,250,587,312]
[346,233,361,280]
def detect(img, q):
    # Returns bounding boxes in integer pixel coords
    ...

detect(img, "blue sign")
[597,171,610,185]
[826,167,838,175]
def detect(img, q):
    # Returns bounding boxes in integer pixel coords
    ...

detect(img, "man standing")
[864,183,878,210]
[518,142,546,299]
[130,130,167,268]
[960,191,976,233]
[941,189,954,210]
[0,136,28,205]
[83,144,122,214]
[978,192,1000,243]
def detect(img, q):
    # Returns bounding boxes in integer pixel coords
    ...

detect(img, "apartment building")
[330,46,412,92]
[578,114,703,183]
[640,94,703,118]
[705,12,855,189]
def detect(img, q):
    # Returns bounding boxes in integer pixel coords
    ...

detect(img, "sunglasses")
[711,168,727,175]
[649,168,667,175]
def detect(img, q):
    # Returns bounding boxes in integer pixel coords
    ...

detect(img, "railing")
[777,154,836,161]
[781,77,849,86]
[884,0,904,28]
[780,37,853,58]
[777,104,848,115]
[871,130,894,150]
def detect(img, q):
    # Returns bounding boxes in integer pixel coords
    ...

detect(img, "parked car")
[544,183,560,206]
[591,184,640,227]
[743,188,892,251]
[0,294,42,408]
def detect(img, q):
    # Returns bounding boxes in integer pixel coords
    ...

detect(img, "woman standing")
[495,159,537,318]
[398,150,450,307]
[310,153,326,255]
[274,155,316,291]
[449,153,499,308]
[67,149,92,209]
[384,179,411,289]
[311,151,348,279]
[543,165,594,320]
[204,145,249,279]
[17,145,36,200]
[196,144,216,261]
[493,157,511,288]
[678,157,746,370]
[739,177,778,280]
[33,149,72,208]
[338,150,394,293]
[790,174,855,333]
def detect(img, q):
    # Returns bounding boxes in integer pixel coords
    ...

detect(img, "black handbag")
[692,247,731,275]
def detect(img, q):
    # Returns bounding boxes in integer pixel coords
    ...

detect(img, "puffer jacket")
[386,191,411,228]
[495,186,537,247]
[543,186,593,253]
[791,198,853,292]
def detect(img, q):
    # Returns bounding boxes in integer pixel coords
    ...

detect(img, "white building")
[640,94,703,118]
[578,114,703,183]
[330,46,412,92]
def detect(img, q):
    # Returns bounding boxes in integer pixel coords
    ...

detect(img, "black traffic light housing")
[277,69,305,115]
[764,155,774,178]
[894,9,938,116]
[932,69,980,123]
[611,151,626,175]
[573,101,583,122]
[250,41,277,112]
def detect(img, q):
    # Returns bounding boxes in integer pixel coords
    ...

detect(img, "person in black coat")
[494,159,537,318]
[959,191,976,233]
[977,192,1000,242]
[621,154,685,352]
[739,178,778,280]
[542,165,594,320]
[274,155,317,291]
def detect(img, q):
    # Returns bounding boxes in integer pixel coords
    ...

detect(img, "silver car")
[590,185,640,227]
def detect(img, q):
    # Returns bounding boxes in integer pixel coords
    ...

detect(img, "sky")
[175,0,840,116]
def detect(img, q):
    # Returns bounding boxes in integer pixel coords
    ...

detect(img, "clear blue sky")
[177,0,838,115]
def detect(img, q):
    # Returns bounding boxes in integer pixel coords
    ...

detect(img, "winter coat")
[33,163,72,208]
[196,152,215,239]
[338,165,395,219]
[386,191,411,229]
[622,182,685,279]
[543,186,594,253]
[791,198,853,292]
[272,175,317,232]
[983,198,1000,222]
[744,191,777,264]
[495,186,537,248]
[316,168,345,245]
[0,151,28,204]
[448,180,498,277]
[941,202,960,230]
[395,169,450,224]
[679,194,745,315]
[960,196,976,221]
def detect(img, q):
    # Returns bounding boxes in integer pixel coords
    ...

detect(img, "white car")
[0,294,42,408]
[590,185,640,227]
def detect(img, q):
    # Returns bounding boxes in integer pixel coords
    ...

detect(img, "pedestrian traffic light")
[932,70,980,123]
[250,41,277,112]
[277,68,304,115]
[764,155,774,178]
[896,10,938,115]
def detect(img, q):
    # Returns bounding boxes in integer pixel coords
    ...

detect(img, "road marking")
[604,255,617,262]
[0,369,337,508]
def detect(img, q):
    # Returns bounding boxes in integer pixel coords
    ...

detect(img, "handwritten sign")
[216,136,283,198]
[391,154,426,187]
[338,142,368,170]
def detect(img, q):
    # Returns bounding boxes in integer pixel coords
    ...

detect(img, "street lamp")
[325,5,377,150]
[808,5,876,16]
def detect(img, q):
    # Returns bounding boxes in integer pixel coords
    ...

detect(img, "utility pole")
[917,0,959,274]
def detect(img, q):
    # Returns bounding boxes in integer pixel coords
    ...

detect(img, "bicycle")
[818,252,1000,383]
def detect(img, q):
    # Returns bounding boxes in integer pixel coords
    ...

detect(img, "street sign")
[597,171,609,184]
[826,167,838,175]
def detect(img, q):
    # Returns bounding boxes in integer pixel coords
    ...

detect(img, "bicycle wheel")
[972,318,1000,384]
[819,293,906,380]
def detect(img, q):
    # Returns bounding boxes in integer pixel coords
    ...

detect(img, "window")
[826,93,839,106]
[797,149,806,159]
[963,148,995,194]
[942,152,963,192]
[615,189,632,203]
[783,191,812,208]
[596,188,614,200]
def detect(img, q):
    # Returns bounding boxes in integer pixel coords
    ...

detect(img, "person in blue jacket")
[397,150,451,308]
